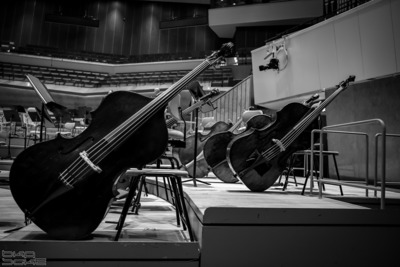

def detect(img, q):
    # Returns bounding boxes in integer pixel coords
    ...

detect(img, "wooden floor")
[0,172,193,240]
[0,173,199,267]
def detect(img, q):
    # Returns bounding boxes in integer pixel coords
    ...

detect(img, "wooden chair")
[279,146,344,196]
[114,168,194,242]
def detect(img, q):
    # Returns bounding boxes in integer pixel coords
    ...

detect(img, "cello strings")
[62,59,216,185]
[260,105,322,161]
[64,66,205,184]
[259,82,346,162]
[257,111,314,161]
[62,70,199,184]
[280,83,346,150]
[88,60,211,161]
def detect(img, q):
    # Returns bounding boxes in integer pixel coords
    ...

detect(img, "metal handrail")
[200,75,253,125]
[310,119,386,209]
[310,129,369,194]
[374,133,400,196]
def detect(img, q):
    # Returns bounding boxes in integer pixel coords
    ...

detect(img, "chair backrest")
[0,130,8,140]
[64,122,75,130]
[168,94,182,120]
[201,117,216,130]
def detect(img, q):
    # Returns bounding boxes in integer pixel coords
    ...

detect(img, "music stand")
[27,108,41,123]
[182,82,216,186]
[27,107,46,143]
[26,74,69,142]
[2,109,21,136]
[1,109,22,159]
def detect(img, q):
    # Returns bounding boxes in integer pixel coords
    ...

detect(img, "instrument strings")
[61,58,218,185]
[259,83,346,162]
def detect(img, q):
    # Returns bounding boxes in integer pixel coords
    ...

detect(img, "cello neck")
[287,75,355,142]
[228,118,243,132]
[261,75,355,161]
[166,95,214,128]
[103,43,233,146]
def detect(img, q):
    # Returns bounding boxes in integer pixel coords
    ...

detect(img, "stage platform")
[146,176,400,267]
[0,185,199,267]
[1,174,400,267]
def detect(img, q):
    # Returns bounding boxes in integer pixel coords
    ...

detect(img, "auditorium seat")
[0,58,232,88]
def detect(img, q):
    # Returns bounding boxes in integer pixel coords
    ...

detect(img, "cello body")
[184,151,210,178]
[174,121,232,166]
[204,114,272,183]
[9,91,168,239]
[227,103,319,192]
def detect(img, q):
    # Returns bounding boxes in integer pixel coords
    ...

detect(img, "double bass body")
[227,103,319,192]
[9,42,235,240]
[10,91,168,239]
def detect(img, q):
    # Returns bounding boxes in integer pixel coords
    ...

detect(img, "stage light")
[226,56,238,66]
[259,58,279,71]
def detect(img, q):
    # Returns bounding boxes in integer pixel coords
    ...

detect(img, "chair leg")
[174,176,195,241]
[301,171,310,195]
[163,176,170,202]
[292,170,298,186]
[282,169,291,191]
[313,155,325,191]
[114,175,141,241]
[332,155,344,196]
[301,153,315,195]
[131,176,145,214]
[168,177,182,228]
[283,154,295,191]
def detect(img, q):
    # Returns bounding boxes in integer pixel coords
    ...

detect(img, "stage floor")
[1,173,400,266]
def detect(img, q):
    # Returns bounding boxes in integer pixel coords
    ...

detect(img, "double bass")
[227,76,355,192]
[203,113,272,183]
[9,43,234,240]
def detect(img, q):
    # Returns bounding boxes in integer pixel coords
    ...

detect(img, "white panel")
[252,31,321,109]
[287,31,320,95]
[252,47,279,105]
[313,23,340,88]
[391,0,400,72]
[358,0,397,78]
[334,15,365,81]
[249,0,399,109]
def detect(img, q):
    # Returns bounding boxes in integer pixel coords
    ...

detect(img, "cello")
[203,112,272,183]
[174,120,232,165]
[227,76,355,192]
[185,112,271,180]
[9,43,234,240]
[184,150,210,178]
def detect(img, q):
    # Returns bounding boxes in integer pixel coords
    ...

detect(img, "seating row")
[0,62,233,88]
[15,44,253,65]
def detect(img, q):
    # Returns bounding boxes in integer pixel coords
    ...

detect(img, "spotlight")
[259,58,279,71]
